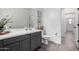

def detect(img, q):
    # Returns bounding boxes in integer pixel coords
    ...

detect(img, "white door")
[74,9,78,48]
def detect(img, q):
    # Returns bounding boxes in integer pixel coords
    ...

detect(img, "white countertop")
[0,29,41,40]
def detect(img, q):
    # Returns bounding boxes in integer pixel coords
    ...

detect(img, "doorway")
[62,8,78,49]
[66,18,74,32]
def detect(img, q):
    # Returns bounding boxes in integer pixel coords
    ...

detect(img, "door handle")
[78,24,79,26]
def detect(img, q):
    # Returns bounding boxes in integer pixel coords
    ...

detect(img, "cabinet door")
[4,42,20,51]
[0,40,3,51]
[31,35,41,50]
[31,37,37,50]
[20,39,30,51]
[36,35,41,48]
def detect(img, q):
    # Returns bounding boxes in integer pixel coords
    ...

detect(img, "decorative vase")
[37,24,44,30]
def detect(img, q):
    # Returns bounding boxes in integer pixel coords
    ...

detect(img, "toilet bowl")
[42,35,61,45]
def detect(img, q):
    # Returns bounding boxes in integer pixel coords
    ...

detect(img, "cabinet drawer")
[31,32,41,37]
[3,34,30,45]
[4,42,19,51]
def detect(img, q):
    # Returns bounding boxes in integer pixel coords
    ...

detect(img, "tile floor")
[38,32,79,51]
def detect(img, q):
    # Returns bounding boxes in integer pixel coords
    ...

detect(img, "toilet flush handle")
[54,33,58,36]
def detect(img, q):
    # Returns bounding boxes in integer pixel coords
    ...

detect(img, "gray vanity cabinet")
[30,32,41,50]
[0,31,42,51]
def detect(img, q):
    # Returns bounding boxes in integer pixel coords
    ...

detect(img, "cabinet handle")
[4,48,10,51]
[0,48,9,51]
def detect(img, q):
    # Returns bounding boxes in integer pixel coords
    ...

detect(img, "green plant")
[0,18,10,28]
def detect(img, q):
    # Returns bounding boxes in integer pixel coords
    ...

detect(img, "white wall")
[0,8,43,29]
[41,8,61,44]
[0,8,30,28]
